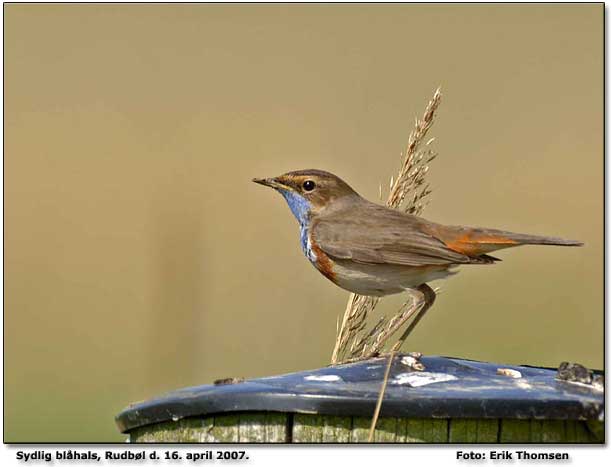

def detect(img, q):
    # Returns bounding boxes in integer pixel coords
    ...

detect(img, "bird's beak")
[252,177,288,190]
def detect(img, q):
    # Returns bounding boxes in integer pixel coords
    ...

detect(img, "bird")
[253,169,582,348]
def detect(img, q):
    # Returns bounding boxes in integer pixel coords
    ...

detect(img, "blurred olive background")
[4,4,602,442]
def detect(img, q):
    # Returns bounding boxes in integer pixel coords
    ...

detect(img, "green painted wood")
[210,413,240,442]
[529,420,567,442]
[395,418,408,443]
[424,419,449,443]
[449,419,477,443]
[403,418,448,442]
[127,413,601,443]
[292,414,323,443]
[264,413,289,442]
[374,417,397,442]
[238,413,266,443]
[322,415,351,443]
[586,420,604,442]
[476,419,499,442]
[565,421,591,443]
[199,416,216,443]
[541,420,566,443]
[499,419,531,443]
[529,420,544,442]
[403,418,425,443]
[350,416,370,443]
[130,418,204,443]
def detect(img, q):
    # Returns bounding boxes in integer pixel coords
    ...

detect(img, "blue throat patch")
[277,189,316,262]
[278,189,311,227]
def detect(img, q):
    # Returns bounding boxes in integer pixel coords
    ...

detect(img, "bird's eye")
[303,180,316,191]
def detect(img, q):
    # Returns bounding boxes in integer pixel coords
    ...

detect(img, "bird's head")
[253,169,358,224]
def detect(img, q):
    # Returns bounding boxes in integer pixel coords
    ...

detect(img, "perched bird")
[253,169,582,345]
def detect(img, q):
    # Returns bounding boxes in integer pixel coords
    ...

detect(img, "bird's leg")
[390,283,436,352]
[360,284,433,360]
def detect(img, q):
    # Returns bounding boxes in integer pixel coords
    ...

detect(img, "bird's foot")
[376,350,425,371]
[401,351,425,371]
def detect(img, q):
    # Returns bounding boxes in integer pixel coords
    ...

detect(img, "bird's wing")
[312,203,492,267]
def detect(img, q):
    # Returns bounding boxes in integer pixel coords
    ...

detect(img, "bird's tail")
[493,230,583,247]
[436,225,583,257]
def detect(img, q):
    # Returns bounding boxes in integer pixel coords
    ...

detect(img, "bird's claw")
[400,351,425,371]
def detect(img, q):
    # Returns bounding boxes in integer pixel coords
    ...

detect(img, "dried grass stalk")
[331,88,442,364]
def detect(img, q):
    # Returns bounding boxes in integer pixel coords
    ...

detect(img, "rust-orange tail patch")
[429,225,582,258]
[444,233,518,256]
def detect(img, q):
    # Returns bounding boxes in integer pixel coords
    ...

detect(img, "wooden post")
[128,414,602,443]
[117,355,604,444]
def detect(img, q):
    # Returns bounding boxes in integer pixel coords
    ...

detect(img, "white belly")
[331,259,457,296]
